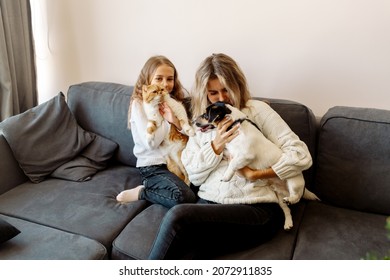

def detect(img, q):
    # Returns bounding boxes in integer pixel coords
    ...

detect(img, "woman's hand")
[238,166,277,181]
[211,116,240,155]
[159,102,181,130]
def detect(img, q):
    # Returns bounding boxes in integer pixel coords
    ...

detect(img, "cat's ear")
[142,85,148,92]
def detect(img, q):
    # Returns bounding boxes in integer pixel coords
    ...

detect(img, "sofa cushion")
[0,215,106,260]
[0,165,147,249]
[315,106,390,215]
[0,93,95,183]
[0,217,20,244]
[51,133,118,181]
[112,204,169,260]
[67,82,136,166]
[293,201,389,260]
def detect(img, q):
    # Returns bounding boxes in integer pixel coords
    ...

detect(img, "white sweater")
[181,99,312,204]
[130,100,169,167]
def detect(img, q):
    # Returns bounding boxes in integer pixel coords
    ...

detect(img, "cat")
[142,84,194,184]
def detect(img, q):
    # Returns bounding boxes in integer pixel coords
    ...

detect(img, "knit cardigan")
[181,99,313,204]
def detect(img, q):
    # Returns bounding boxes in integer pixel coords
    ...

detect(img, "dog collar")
[227,118,261,132]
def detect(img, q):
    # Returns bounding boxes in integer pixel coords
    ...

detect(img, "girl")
[116,56,196,208]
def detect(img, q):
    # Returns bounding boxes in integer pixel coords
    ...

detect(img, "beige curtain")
[0,0,37,121]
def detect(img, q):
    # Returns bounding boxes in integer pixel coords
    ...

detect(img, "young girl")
[116,55,196,208]
[147,53,313,259]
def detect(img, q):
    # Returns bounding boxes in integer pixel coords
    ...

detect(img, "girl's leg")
[148,202,284,259]
[139,164,196,208]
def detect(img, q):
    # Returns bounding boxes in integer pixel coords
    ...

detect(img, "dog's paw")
[183,125,195,137]
[283,195,300,205]
[221,173,234,182]
[284,219,293,231]
[221,175,234,182]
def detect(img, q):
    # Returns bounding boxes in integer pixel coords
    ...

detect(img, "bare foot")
[116,185,144,203]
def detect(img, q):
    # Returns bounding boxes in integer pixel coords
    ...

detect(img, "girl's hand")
[211,116,240,155]
[159,102,181,130]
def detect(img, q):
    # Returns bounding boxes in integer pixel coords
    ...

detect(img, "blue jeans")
[138,164,196,208]
[148,198,284,259]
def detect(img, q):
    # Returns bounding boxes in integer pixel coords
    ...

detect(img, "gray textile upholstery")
[0,93,95,183]
[0,166,145,249]
[51,133,118,181]
[293,202,389,259]
[315,106,390,215]
[112,204,169,260]
[67,82,136,166]
[292,106,390,260]
[0,215,107,260]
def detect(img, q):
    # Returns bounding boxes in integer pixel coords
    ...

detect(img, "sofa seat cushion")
[0,215,106,260]
[0,165,147,249]
[293,201,389,260]
[112,204,169,260]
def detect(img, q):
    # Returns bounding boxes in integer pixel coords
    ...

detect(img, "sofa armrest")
[315,106,390,215]
[0,133,28,195]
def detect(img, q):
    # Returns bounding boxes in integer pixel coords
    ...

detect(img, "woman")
[116,55,196,208]
[147,53,312,259]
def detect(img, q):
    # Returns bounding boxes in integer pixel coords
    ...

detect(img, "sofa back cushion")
[315,106,390,215]
[67,82,136,166]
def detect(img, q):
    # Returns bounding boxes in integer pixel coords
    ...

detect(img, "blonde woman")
[116,55,195,207]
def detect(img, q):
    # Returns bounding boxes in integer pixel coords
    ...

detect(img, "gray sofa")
[0,81,389,259]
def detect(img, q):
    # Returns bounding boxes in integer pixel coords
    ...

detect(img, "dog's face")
[195,102,232,132]
[142,84,168,103]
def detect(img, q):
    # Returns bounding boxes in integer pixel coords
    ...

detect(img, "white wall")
[31,0,390,116]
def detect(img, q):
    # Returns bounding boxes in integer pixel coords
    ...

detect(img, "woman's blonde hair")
[128,55,186,126]
[191,53,251,118]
